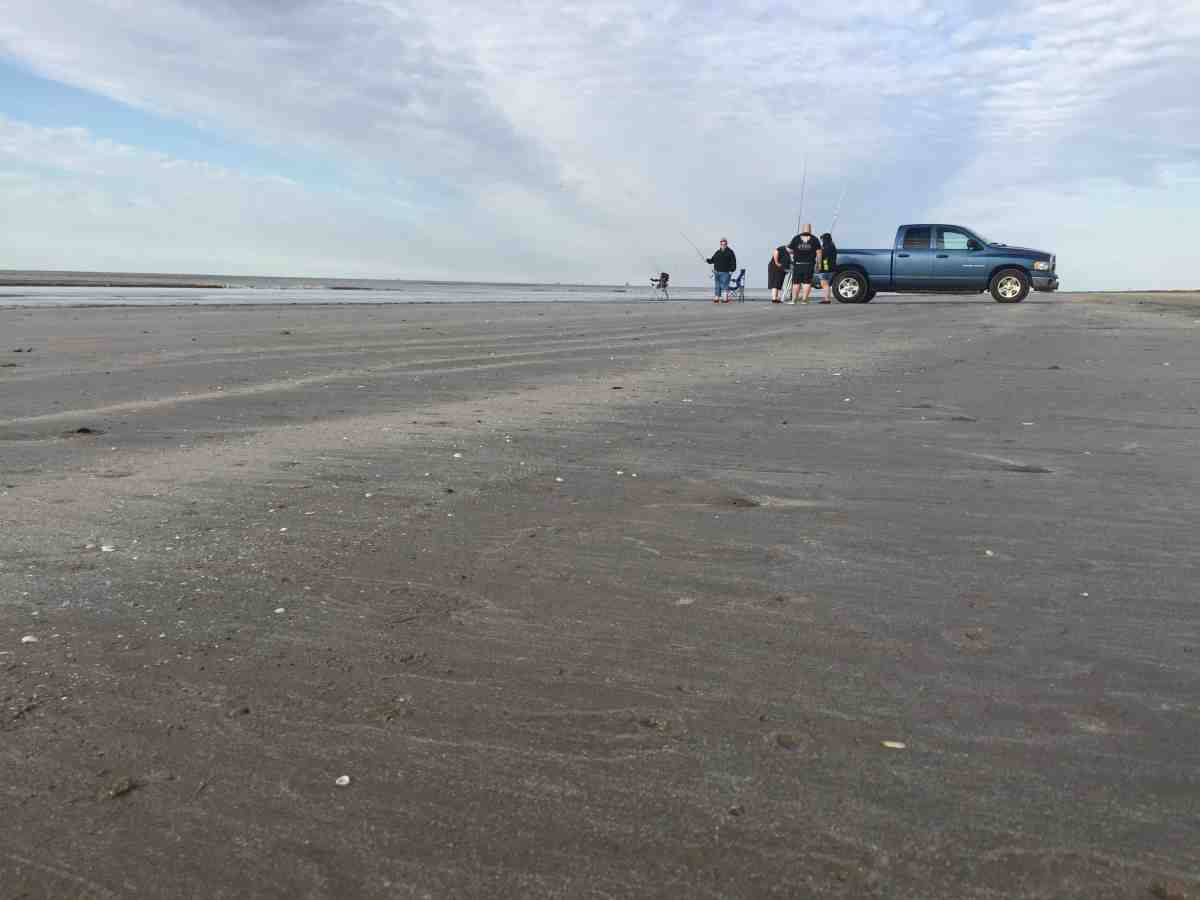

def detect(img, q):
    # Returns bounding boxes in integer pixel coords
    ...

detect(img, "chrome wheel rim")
[997,275,1022,299]
[837,277,860,300]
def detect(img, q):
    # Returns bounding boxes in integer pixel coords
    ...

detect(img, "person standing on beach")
[767,244,791,303]
[787,225,822,304]
[706,239,737,304]
[815,232,838,304]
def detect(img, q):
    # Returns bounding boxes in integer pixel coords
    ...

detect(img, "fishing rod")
[680,231,709,264]
[680,231,716,291]
[829,183,847,234]
[781,158,809,301]
[795,156,808,235]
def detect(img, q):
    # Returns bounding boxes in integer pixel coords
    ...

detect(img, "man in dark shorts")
[787,224,822,304]
[767,244,791,303]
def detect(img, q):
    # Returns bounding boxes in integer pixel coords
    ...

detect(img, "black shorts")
[792,263,815,285]
[767,262,787,290]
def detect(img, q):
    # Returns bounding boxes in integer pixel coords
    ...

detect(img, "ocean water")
[0,272,718,307]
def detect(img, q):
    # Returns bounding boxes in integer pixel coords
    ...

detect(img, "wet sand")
[2,295,1198,898]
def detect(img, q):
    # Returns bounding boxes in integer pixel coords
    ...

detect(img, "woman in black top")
[816,232,837,304]
[767,245,791,303]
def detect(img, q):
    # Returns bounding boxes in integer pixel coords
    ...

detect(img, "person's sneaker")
[713,298,720,303]
[818,300,831,304]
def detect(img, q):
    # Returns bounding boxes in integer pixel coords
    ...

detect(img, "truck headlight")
[1032,260,1051,271]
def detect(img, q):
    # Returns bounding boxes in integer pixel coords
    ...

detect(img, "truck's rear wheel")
[990,268,1030,303]
[834,271,868,303]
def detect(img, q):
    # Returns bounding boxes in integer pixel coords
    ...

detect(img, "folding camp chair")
[727,269,746,303]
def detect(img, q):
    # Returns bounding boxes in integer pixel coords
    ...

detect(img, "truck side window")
[938,228,972,250]
[902,227,931,250]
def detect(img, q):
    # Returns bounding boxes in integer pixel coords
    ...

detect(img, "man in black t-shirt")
[787,225,822,304]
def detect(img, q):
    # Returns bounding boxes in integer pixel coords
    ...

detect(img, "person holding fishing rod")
[706,238,738,304]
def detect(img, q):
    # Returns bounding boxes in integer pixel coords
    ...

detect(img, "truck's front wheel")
[990,268,1030,303]
[834,271,870,303]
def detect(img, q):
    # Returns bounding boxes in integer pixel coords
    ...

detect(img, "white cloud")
[0,115,488,278]
[1,0,1198,287]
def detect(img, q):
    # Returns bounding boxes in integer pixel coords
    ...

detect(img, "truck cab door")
[933,227,988,288]
[893,226,934,287]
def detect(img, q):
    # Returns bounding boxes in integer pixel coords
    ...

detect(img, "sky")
[1,0,1198,289]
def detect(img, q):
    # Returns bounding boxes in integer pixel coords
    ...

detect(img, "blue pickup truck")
[830,224,1059,303]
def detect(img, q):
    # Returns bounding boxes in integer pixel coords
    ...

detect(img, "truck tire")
[990,268,1030,303]
[834,271,868,303]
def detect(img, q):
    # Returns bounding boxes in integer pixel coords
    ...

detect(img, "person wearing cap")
[706,238,737,304]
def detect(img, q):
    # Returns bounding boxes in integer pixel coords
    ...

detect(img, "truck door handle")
[897,253,910,258]
[936,253,949,258]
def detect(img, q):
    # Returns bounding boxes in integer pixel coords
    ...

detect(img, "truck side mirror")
[967,239,982,251]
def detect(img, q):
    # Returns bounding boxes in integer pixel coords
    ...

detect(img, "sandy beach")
[2,294,1198,898]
